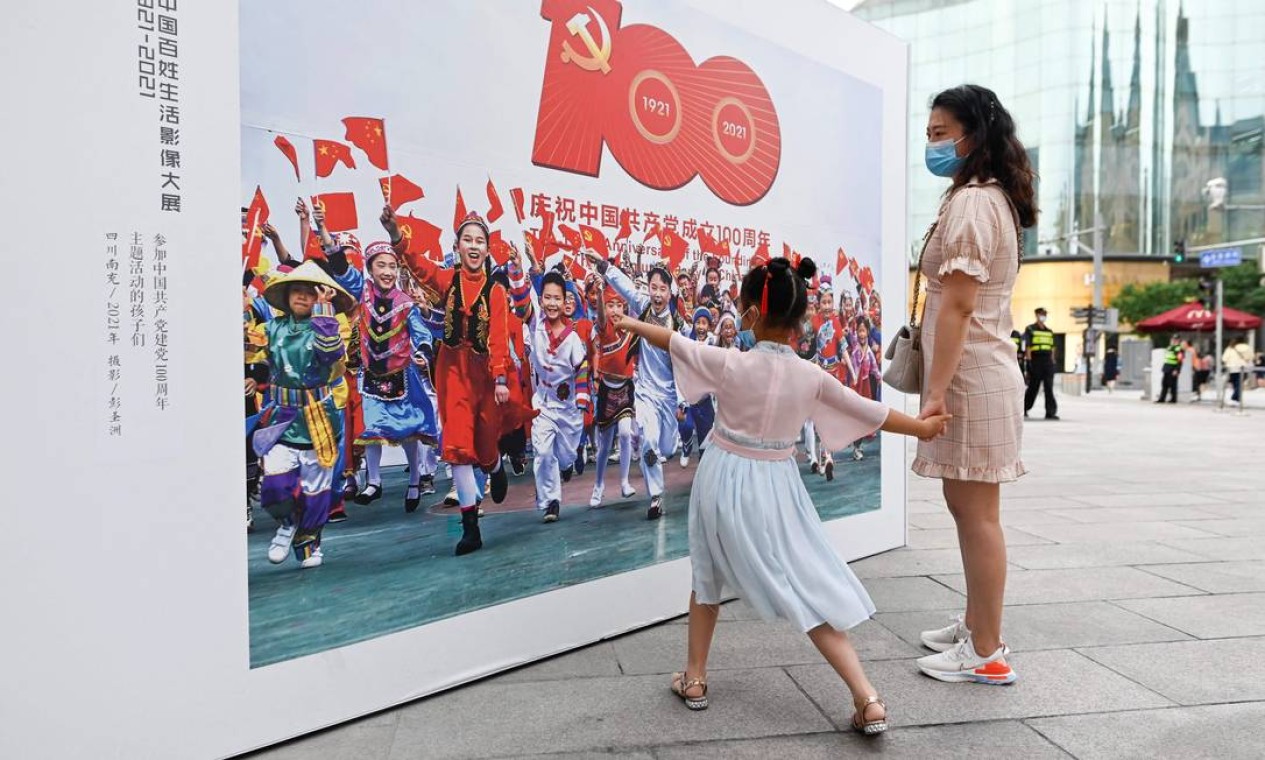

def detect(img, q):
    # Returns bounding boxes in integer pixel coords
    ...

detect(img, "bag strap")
[909,220,936,329]
[912,184,1026,329]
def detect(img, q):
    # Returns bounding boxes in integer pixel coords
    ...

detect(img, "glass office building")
[855,0,1265,261]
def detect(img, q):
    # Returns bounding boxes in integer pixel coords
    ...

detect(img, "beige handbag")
[882,220,938,394]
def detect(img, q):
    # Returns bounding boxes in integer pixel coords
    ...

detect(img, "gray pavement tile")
[653,720,1070,759]
[862,576,965,612]
[493,642,622,684]
[910,511,1073,530]
[246,712,399,760]
[906,526,1051,550]
[1195,502,1265,519]
[998,495,1115,512]
[1157,536,1265,561]
[851,548,976,579]
[786,649,1172,728]
[1017,521,1223,544]
[1077,638,1265,705]
[1114,592,1265,638]
[502,752,654,760]
[1062,492,1236,509]
[908,499,944,514]
[1007,541,1210,570]
[386,668,833,760]
[720,599,762,621]
[931,566,1203,606]
[1027,703,1265,760]
[1044,506,1226,524]
[611,618,919,675]
[1139,561,1265,593]
[1195,490,1261,505]
[876,601,1191,653]
[1171,518,1265,537]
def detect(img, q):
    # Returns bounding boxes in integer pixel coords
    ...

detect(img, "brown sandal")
[670,671,709,710]
[851,695,888,735]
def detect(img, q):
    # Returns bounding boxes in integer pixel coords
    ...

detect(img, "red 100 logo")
[532,0,782,206]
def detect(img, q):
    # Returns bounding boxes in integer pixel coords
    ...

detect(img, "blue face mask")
[925,137,966,177]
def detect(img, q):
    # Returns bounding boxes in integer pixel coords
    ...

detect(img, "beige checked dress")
[912,179,1027,483]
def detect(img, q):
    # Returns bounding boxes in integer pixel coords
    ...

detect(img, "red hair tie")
[760,267,770,316]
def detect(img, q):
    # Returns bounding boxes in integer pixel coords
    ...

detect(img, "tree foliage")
[1111,279,1200,325]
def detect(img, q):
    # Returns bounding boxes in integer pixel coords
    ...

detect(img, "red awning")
[1135,302,1262,332]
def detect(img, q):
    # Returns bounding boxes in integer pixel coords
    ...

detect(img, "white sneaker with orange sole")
[917,634,1017,685]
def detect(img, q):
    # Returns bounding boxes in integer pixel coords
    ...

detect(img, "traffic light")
[1173,239,1187,263]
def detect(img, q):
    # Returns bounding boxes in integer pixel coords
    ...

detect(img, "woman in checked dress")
[912,85,1035,685]
[615,256,949,736]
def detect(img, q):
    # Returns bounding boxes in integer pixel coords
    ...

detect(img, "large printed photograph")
[241,0,886,667]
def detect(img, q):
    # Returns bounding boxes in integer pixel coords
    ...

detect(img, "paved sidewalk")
[246,391,1265,760]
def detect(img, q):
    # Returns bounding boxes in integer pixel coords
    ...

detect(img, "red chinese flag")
[615,209,633,242]
[342,117,389,171]
[314,139,356,178]
[750,239,771,268]
[537,209,561,259]
[242,186,269,271]
[488,230,513,266]
[274,135,301,181]
[522,230,541,268]
[486,179,505,223]
[859,266,875,293]
[509,187,527,223]
[379,173,425,211]
[311,192,358,233]
[453,187,468,233]
[564,252,588,282]
[304,229,325,261]
[660,229,688,271]
[642,220,661,243]
[849,257,861,280]
[396,214,445,263]
[698,228,728,259]
[558,224,583,252]
[579,224,610,259]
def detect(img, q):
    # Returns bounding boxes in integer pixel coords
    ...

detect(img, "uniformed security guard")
[1156,335,1185,403]
[1011,329,1026,379]
[1023,307,1059,420]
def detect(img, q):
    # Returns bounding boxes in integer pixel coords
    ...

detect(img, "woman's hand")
[918,393,947,422]
[494,385,510,405]
[244,378,258,397]
[314,285,336,306]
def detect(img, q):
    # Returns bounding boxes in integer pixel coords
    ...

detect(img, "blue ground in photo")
[247,450,881,667]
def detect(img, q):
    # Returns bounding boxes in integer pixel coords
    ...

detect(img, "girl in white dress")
[615,257,949,736]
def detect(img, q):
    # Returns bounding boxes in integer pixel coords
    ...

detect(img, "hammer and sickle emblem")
[560,8,613,74]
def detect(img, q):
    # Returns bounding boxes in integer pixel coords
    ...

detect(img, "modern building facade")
[857,0,1264,364]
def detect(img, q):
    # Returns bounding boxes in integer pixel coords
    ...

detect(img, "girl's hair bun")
[795,257,817,281]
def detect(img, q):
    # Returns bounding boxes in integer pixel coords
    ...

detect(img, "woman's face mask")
[925,136,967,178]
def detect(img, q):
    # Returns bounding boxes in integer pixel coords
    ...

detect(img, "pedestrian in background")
[1023,307,1058,420]
[1102,347,1119,393]
[1156,335,1184,404]
[1224,338,1252,404]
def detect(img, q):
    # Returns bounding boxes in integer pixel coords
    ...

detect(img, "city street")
[247,387,1265,759]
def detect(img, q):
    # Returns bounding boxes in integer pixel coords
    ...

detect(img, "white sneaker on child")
[590,484,604,508]
[917,634,1016,685]
[920,614,969,652]
[300,548,324,569]
[268,524,296,564]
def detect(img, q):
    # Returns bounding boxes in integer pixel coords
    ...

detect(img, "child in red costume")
[381,205,533,555]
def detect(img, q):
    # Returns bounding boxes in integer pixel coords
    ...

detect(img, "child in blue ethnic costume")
[252,262,356,569]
